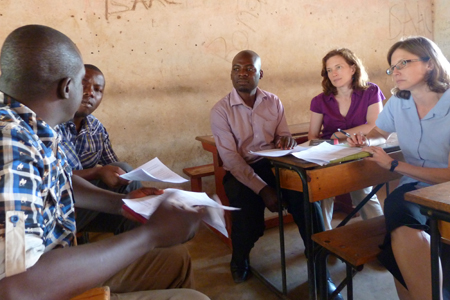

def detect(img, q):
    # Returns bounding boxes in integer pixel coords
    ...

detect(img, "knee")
[109,161,133,173]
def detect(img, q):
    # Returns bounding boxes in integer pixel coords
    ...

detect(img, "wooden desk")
[404,182,450,300]
[269,150,403,298]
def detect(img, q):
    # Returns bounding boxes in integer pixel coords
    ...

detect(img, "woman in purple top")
[308,48,385,230]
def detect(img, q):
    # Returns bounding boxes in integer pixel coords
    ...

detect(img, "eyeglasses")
[386,58,429,75]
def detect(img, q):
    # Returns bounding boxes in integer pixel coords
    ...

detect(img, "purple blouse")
[310,82,384,139]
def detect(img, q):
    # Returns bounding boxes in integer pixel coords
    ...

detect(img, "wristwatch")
[390,160,399,172]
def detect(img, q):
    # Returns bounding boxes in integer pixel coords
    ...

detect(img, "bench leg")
[190,178,202,192]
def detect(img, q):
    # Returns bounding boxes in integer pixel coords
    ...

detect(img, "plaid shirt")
[0,94,75,278]
[58,115,118,170]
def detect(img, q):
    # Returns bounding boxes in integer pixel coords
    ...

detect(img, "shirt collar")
[230,87,265,107]
[324,88,363,102]
[400,89,450,120]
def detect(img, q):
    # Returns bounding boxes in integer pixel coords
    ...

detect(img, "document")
[249,145,308,157]
[122,189,240,237]
[291,142,367,165]
[120,157,188,183]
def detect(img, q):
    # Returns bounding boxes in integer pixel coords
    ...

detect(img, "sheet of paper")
[249,145,308,157]
[122,189,239,237]
[291,142,364,165]
[120,157,188,183]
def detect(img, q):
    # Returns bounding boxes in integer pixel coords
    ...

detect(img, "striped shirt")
[58,115,118,170]
[0,93,75,279]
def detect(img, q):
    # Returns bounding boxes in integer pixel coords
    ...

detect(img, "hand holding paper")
[123,188,239,237]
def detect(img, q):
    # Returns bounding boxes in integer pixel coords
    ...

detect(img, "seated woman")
[349,36,450,300]
[308,48,384,230]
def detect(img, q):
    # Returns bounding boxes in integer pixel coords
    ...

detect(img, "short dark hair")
[387,36,450,99]
[0,25,82,98]
[84,64,103,75]
[321,48,369,96]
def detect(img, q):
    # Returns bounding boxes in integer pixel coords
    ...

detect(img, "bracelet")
[333,133,339,139]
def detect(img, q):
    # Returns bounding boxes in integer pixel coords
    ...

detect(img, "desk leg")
[275,166,287,295]
[430,217,441,300]
[273,162,316,300]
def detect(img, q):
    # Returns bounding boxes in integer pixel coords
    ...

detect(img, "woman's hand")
[362,146,393,169]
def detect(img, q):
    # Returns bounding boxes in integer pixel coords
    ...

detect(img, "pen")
[338,128,352,138]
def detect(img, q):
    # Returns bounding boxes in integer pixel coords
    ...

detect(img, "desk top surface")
[405,181,450,214]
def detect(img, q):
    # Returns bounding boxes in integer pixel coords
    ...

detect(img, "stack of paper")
[291,142,368,165]
[123,189,239,237]
[249,145,308,157]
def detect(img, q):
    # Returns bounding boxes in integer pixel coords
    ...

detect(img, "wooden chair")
[312,216,386,300]
[183,164,214,192]
[71,286,110,300]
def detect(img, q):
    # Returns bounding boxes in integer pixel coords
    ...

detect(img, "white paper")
[249,145,308,157]
[291,142,363,165]
[122,189,239,237]
[120,157,188,183]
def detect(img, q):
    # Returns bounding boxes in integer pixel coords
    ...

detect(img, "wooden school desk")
[404,181,450,300]
[269,148,403,299]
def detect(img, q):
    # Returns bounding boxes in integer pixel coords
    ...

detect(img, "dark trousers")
[76,161,142,235]
[223,159,324,264]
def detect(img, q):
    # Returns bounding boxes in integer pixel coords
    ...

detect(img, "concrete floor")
[185,200,399,300]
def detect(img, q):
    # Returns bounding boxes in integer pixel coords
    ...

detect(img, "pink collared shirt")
[210,87,291,194]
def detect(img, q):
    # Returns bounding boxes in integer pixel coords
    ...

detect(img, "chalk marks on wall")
[205,0,266,62]
[105,0,180,20]
[389,1,432,40]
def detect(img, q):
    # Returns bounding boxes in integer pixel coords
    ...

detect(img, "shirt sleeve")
[273,98,291,143]
[366,83,385,106]
[310,94,324,114]
[0,125,46,279]
[210,104,267,194]
[375,95,396,133]
[98,125,119,166]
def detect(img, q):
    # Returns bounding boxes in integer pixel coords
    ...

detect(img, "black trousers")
[223,159,324,264]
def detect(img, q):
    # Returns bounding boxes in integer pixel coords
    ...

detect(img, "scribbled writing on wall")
[389,1,432,40]
[105,0,180,20]
[205,0,267,62]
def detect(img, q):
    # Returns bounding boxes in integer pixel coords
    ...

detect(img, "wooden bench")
[71,286,110,300]
[312,216,386,300]
[183,164,214,192]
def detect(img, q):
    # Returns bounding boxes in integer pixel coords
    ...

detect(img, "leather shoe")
[230,259,250,283]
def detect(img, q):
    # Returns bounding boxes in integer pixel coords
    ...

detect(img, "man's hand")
[259,185,279,212]
[276,136,297,150]
[97,165,131,188]
[144,199,205,248]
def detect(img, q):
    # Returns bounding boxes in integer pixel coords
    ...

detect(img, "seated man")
[0,24,209,300]
[58,64,141,236]
[210,50,341,299]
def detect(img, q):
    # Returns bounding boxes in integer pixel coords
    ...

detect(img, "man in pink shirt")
[210,50,340,297]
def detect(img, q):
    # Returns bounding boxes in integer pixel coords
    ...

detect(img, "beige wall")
[435,0,450,59]
[0,0,438,193]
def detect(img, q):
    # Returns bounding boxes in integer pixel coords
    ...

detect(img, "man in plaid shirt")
[58,64,141,237]
[0,25,208,300]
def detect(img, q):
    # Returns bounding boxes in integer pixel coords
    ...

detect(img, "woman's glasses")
[386,58,429,75]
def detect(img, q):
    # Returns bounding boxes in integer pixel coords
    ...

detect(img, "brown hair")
[387,36,450,99]
[321,48,369,95]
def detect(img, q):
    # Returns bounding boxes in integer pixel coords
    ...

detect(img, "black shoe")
[325,277,343,300]
[230,259,250,283]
